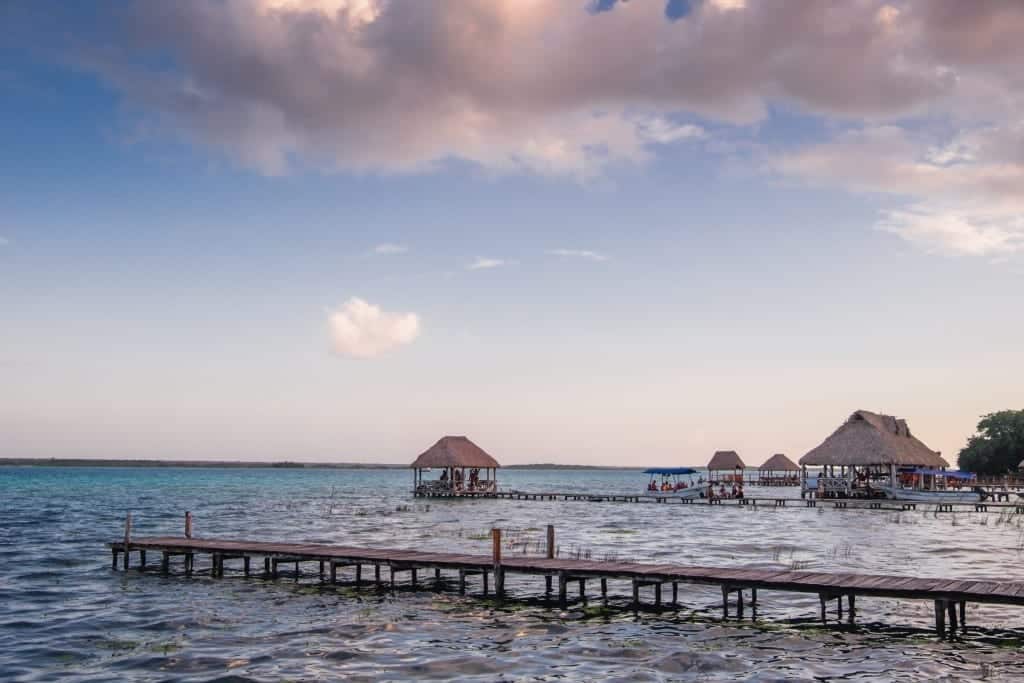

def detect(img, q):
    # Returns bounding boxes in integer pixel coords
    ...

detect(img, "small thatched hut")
[411,436,500,496]
[707,450,745,483]
[799,410,947,497]
[758,453,800,486]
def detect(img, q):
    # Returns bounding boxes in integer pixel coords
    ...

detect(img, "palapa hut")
[707,450,746,484]
[799,410,948,498]
[411,435,500,496]
[758,453,800,486]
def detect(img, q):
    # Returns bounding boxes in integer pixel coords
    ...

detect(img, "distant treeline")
[0,458,405,469]
[0,458,641,470]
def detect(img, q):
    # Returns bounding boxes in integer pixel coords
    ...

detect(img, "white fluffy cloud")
[546,249,608,262]
[467,257,504,271]
[777,125,1024,256]
[372,243,407,255]
[328,297,420,359]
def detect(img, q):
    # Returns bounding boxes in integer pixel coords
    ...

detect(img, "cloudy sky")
[1,0,1022,464]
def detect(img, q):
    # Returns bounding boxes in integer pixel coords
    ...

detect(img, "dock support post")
[959,601,966,630]
[244,556,250,577]
[634,579,641,611]
[139,551,146,569]
[545,525,555,596]
[750,588,757,606]
[654,583,662,607]
[559,572,568,608]
[672,582,678,606]
[946,600,958,636]
[819,594,827,624]
[186,554,193,577]
[375,564,381,586]
[123,512,132,571]
[329,562,337,584]
[578,579,586,603]
[601,578,608,606]
[390,567,396,590]
[319,561,324,582]
[459,569,466,595]
[721,585,729,618]
[356,565,362,586]
[264,557,271,578]
[435,568,441,588]
[492,528,504,599]
[482,571,489,597]
[162,552,170,574]
[411,568,417,588]
[836,596,843,620]
[271,559,279,579]
[848,594,856,624]
[185,511,192,538]
[934,600,946,637]
[112,549,118,570]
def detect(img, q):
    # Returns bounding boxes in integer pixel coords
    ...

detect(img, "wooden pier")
[110,523,1024,639]
[418,489,1024,514]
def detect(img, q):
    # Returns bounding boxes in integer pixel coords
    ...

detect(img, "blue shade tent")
[902,468,976,479]
[643,468,699,475]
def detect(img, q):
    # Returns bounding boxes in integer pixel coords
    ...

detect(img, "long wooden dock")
[420,489,1024,514]
[110,529,1024,638]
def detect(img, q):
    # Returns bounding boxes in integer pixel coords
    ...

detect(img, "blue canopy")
[902,468,976,479]
[643,468,699,475]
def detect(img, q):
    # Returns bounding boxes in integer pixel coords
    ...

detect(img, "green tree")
[957,410,1024,475]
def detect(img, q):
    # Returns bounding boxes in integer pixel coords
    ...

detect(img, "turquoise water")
[3,465,1024,681]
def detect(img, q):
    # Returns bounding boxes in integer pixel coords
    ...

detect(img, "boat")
[643,467,707,499]
[880,468,984,503]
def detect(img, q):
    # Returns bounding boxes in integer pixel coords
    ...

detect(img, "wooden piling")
[122,512,132,570]
[459,569,466,595]
[185,511,192,539]
[559,572,568,608]
[935,600,946,637]
[492,528,503,598]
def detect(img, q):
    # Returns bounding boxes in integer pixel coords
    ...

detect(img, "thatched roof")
[799,410,948,468]
[410,436,500,469]
[707,450,745,470]
[759,453,799,471]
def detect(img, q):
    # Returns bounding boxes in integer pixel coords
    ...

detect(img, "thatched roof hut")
[410,436,500,469]
[760,453,799,471]
[707,450,745,470]
[799,410,948,468]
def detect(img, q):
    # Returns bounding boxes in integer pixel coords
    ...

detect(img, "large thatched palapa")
[760,453,799,471]
[800,410,947,468]
[411,436,500,495]
[707,450,745,471]
[758,453,800,485]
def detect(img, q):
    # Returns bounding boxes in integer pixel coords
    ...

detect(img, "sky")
[1,0,1022,465]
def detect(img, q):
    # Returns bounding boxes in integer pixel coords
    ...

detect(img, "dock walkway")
[422,489,1024,513]
[110,533,1024,638]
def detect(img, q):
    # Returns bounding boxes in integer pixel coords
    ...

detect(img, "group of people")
[711,483,745,499]
[647,478,695,492]
[438,467,487,491]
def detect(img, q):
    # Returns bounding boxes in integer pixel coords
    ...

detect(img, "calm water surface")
[3,466,1024,682]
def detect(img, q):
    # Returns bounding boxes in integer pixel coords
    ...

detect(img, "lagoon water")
[3,465,1024,682]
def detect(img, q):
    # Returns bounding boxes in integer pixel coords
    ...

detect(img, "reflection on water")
[2,466,1024,681]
